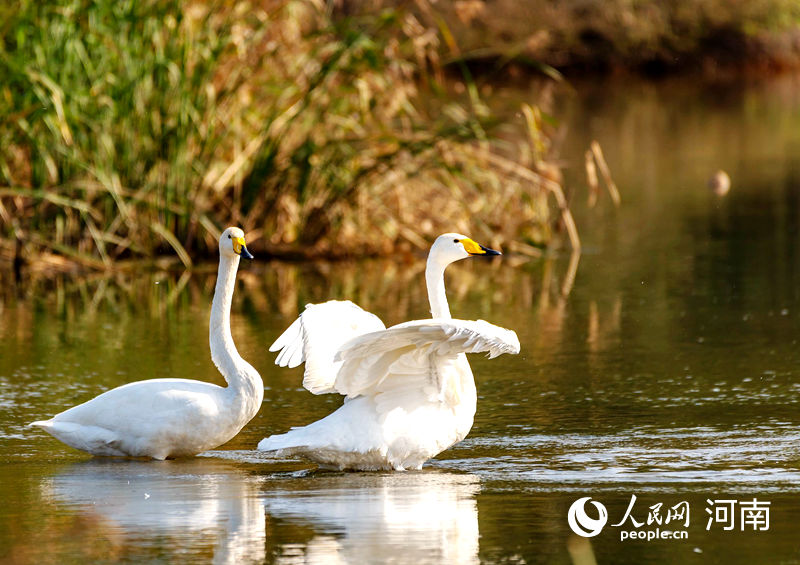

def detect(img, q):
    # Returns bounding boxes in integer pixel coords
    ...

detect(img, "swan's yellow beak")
[461,238,501,256]
[233,237,254,259]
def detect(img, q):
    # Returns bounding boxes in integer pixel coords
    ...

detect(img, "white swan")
[29,227,264,459]
[258,233,519,470]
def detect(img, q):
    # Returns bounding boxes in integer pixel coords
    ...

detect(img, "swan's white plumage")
[333,319,520,401]
[270,300,385,394]
[29,227,263,460]
[260,233,519,470]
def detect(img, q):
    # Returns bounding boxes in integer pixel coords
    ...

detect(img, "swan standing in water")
[259,233,519,470]
[30,227,263,459]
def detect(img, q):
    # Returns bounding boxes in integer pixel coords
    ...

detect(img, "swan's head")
[429,233,501,267]
[219,227,254,259]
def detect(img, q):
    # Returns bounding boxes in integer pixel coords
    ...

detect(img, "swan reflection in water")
[263,470,480,565]
[39,457,266,565]
[39,457,481,564]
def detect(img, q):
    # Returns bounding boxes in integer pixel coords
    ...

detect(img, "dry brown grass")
[0,0,579,271]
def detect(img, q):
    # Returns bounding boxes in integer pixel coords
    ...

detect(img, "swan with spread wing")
[258,233,519,470]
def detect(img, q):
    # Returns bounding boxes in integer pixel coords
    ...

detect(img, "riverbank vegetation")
[0,0,575,271]
[379,0,800,76]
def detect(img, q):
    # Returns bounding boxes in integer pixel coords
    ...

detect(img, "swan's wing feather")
[333,318,520,402]
[269,300,386,394]
[271,316,305,368]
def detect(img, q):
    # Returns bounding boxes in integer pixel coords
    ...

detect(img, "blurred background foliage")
[3,0,797,271]
[366,0,800,75]
[0,0,568,270]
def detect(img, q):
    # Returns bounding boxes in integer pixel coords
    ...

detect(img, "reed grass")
[0,0,577,269]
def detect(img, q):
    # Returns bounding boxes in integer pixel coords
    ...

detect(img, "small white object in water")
[144,493,150,499]
[708,170,731,196]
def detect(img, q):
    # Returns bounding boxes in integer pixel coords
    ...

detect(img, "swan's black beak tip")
[240,246,254,260]
[480,245,501,256]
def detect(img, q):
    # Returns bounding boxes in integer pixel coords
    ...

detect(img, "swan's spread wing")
[269,300,386,394]
[333,318,520,405]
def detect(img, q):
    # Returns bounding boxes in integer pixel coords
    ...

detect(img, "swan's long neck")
[210,254,262,405]
[426,253,476,433]
[426,257,451,319]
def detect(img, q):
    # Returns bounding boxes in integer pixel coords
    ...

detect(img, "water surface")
[3,75,800,563]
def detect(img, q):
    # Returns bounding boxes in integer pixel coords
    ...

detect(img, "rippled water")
[4,75,800,563]
[442,425,800,489]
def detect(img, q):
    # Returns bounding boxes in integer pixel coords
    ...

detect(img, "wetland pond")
[4,74,800,563]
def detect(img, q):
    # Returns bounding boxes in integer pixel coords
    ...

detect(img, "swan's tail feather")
[28,420,127,456]
[257,430,311,452]
[257,431,395,471]
[28,419,53,428]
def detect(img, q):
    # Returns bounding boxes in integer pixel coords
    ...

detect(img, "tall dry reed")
[0,0,576,269]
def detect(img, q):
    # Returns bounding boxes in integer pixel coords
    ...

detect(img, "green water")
[4,74,800,563]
